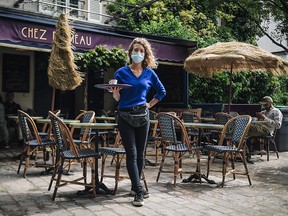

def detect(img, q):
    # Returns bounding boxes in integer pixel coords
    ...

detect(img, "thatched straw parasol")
[48,13,83,111]
[184,41,288,113]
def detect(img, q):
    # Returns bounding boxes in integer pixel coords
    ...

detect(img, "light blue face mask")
[131,52,144,63]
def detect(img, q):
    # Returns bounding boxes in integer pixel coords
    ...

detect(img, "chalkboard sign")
[2,53,30,92]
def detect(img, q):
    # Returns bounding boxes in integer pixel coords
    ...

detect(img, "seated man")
[4,92,22,115]
[0,93,9,149]
[247,96,283,163]
[4,92,22,145]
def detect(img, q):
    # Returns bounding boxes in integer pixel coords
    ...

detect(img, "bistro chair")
[205,115,252,187]
[229,111,240,117]
[145,110,162,165]
[17,110,55,178]
[39,109,61,138]
[189,108,202,117]
[63,110,95,172]
[249,128,279,161]
[47,111,100,201]
[211,112,234,142]
[156,113,203,187]
[98,132,148,195]
[70,110,95,148]
[181,111,211,145]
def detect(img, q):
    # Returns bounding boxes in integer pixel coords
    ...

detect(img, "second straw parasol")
[184,41,288,113]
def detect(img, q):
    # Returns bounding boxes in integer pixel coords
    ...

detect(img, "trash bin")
[275,107,288,152]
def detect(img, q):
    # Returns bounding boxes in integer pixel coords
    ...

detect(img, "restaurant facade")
[0,1,197,117]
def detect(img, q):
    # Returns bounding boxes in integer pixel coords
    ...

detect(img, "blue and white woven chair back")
[17,110,39,142]
[18,111,31,141]
[80,111,95,138]
[49,111,65,151]
[215,112,233,125]
[181,112,198,123]
[229,115,251,149]
[158,113,178,144]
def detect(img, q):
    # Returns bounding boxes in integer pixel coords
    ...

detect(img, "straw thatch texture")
[184,41,288,78]
[48,13,83,91]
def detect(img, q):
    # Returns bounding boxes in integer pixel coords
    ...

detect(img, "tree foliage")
[105,0,287,49]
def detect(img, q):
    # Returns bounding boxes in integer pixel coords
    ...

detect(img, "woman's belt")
[118,105,146,112]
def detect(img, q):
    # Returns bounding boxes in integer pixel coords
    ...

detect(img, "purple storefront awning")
[0,16,195,62]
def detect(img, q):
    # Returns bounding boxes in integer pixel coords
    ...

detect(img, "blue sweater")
[114,66,166,108]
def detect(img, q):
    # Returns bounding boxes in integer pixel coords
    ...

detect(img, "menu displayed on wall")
[2,53,30,92]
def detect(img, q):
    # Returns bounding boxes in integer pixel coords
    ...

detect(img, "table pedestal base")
[76,182,113,195]
[183,174,216,184]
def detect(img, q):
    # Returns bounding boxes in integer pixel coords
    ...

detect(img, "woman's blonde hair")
[128,37,157,69]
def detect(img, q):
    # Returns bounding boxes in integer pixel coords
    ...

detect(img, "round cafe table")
[36,118,80,124]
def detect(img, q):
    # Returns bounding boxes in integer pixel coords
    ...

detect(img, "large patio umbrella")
[48,13,83,111]
[184,41,288,113]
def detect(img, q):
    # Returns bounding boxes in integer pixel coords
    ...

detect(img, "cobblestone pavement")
[0,145,287,216]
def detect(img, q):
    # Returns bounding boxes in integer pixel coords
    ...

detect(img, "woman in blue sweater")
[110,37,166,206]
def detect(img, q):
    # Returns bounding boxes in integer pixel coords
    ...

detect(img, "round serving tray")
[94,84,132,89]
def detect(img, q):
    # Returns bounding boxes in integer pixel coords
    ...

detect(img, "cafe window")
[2,54,30,93]
[38,0,101,21]
[39,0,85,18]
[153,64,188,108]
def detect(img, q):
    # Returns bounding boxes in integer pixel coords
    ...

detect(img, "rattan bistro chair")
[156,113,203,187]
[145,110,162,165]
[205,115,252,187]
[249,128,279,161]
[70,110,95,147]
[98,133,148,195]
[17,110,55,178]
[47,111,100,201]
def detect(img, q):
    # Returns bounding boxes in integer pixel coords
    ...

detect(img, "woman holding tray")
[110,37,166,207]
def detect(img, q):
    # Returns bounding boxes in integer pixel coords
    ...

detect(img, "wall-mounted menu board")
[2,53,30,92]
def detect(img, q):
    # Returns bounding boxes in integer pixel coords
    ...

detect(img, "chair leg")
[241,152,252,185]
[48,159,60,191]
[83,160,87,184]
[156,149,167,182]
[100,154,107,182]
[17,147,27,174]
[265,138,270,161]
[230,152,235,180]
[178,153,183,179]
[141,170,148,192]
[221,152,228,187]
[52,159,65,201]
[271,139,279,159]
[23,146,31,178]
[173,152,180,187]
[206,151,211,178]
[195,150,201,184]
[112,154,121,195]
[91,158,96,198]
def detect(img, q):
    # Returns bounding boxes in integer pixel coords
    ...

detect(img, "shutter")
[89,0,101,22]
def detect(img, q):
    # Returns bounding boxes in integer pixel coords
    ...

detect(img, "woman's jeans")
[117,115,149,194]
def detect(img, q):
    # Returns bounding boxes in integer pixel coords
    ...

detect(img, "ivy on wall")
[75,45,127,73]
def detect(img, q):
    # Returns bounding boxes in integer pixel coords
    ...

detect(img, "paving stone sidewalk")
[0,146,287,216]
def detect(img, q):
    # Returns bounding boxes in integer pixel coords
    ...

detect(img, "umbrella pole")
[51,87,55,112]
[228,64,233,114]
